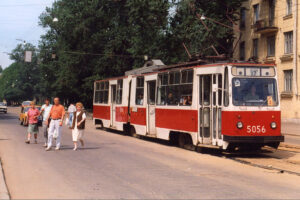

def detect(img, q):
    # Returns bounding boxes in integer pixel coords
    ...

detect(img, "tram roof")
[95,61,276,82]
[157,61,275,71]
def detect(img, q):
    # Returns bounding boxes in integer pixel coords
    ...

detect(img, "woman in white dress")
[71,102,86,151]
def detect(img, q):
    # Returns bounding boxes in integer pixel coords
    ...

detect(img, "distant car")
[21,101,31,107]
[19,106,42,126]
[0,102,7,113]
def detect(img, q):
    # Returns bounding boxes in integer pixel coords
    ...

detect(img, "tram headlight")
[271,122,277,129]
[236,122,243,129]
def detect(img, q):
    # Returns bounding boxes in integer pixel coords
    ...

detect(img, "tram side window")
[135,77,144,105]
[157,74,167,105]
[116,79,123,104]
[203,75,211,106]
[218,74,222,106]
[167,71,180,105]
[224,67,229,106]
[94,81,109,104]
[180,70,193,106]
[213,75,217,106]
[157,70,193,106]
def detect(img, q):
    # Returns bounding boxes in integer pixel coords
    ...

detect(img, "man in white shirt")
[40,98,53,147]
[67,103,76,127]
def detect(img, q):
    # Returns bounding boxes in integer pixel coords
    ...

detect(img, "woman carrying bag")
[71,102,86,151]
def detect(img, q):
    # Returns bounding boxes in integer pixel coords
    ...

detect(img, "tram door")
[199,74,223,145]
[147,80,156,135]
[111,85,117,127]
[199,75,212,144]
[212,74,223,146]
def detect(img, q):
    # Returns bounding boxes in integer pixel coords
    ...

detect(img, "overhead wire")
[57,50,145,59]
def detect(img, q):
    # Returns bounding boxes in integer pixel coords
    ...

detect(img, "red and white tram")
[93,62,284,150]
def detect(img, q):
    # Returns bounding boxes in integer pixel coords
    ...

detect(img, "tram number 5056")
[246,125,266,134]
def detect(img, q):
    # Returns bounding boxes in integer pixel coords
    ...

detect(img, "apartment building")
[233,0,300,120]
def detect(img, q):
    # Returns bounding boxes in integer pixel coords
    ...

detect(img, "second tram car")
[93,62,284,150]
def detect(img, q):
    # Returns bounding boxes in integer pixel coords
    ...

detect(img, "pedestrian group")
[25,97,86,151]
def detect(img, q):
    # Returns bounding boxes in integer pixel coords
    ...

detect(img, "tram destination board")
[232,66,275,77]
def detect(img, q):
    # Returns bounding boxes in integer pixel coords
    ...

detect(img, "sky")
[0,0,54,69]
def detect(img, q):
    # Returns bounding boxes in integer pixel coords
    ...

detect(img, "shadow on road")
[96,127,172,146]
[96,127,126,136]
[96,127,297,160]
[59,145,101,151]
[0,114,18,120]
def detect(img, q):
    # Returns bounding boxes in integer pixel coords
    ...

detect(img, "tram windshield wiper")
[258,99,268,107]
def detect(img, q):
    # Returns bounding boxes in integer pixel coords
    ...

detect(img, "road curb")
[282,133,300,137]
[0,159,10,200]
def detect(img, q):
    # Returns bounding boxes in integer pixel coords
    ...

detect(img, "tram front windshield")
[232,78,278,106]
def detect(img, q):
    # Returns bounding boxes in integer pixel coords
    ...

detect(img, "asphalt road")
[0,109,300,199]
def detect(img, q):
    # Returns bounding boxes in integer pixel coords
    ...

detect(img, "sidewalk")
[281,121,300,136]
[0,160,9,199]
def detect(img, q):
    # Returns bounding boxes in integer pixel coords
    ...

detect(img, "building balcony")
[251,19,278,34]
[264,56,276,64]
[280,54,293,62]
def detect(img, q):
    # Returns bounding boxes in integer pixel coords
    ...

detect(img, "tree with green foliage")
[0,43,41,103]
[38,0,170,107]
[167,0,245,63]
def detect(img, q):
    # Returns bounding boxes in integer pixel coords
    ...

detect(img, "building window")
[239,42,245,60]
[269,0,275,26]
[287,0,293,15]
[240,7,246,28]
[284,31,293,54]
[135,76,144,105]
[253,39,258,58]
[284,70,293,92]
[253,4,260,23]
[267,36,275,57]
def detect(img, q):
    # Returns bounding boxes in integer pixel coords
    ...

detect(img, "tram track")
[193,143,300,177]
[221,144,300,177]
[279,143,300,151]
[228,156,300,176]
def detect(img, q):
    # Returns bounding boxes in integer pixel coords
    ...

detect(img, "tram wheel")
[178,134,185,148]
[178,133,195,151]
[129,126,140,138]
[169,132,178,146]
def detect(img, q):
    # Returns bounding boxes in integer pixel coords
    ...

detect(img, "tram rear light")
[237,122,243,129]
[271,122,277,129]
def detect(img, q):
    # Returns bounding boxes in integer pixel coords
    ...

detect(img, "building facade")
[234,0,300,120]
